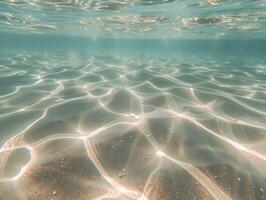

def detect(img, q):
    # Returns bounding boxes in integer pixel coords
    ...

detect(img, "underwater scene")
[0,0,266,200]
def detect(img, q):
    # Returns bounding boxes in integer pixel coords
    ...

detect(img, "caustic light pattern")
[0,53,266,199]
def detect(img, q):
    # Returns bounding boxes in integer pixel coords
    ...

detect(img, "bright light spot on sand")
[156,150,165,157]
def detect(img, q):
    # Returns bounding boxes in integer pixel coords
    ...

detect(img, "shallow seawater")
[0,1,266,200]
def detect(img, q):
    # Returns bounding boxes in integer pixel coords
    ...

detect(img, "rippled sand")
[0,52,265,200]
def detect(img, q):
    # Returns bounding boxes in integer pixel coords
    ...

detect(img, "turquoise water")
[0,1,266,200]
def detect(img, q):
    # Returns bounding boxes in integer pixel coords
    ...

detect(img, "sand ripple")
[0,53,265,199]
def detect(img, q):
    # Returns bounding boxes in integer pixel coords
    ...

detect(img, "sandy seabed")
[0,52,265,200]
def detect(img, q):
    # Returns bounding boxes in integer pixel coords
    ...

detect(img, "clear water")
[0,1,266,200]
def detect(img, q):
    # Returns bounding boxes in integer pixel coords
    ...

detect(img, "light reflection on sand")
[0,52,265,199]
